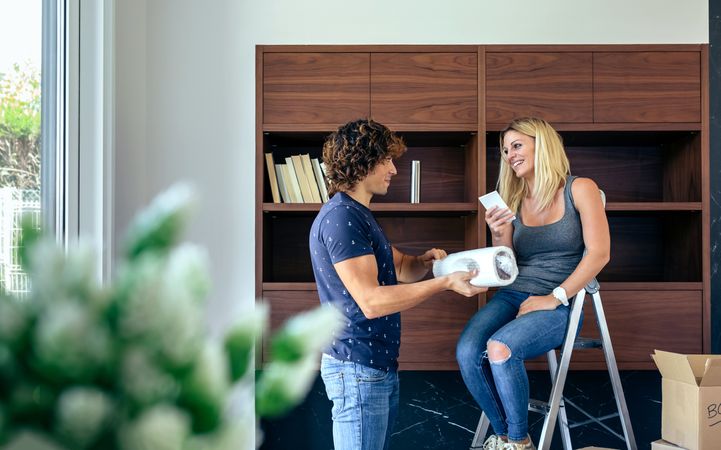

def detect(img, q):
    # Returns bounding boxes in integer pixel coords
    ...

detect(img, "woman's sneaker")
[482,435,505,450]
[500,436,536,450]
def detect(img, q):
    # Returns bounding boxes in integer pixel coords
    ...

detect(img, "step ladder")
[469,279,638,450]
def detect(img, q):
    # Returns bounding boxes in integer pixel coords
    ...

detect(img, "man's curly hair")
[322,119,406,195]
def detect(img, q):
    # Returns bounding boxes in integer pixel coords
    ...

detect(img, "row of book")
[265,153,330,203]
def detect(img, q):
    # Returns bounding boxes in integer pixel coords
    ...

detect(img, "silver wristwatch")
[552,286,569,306]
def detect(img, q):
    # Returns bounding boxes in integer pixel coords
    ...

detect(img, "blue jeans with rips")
[320,353,399,450]
[456,289,580,441]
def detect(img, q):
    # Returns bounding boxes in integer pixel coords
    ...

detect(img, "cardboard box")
[652,350,721,450]
[652,439,688,449]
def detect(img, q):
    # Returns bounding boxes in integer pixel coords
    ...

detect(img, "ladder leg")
[470,412,491,449]
[547,349,573,450]
[592,292,637,450]
[538,289,585,450]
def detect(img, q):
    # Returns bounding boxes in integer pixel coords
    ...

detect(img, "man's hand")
[517,294,560,317]
[446,270,488,297]
[418,248,447,269]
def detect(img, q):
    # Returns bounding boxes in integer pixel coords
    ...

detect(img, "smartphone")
[479,191,516,222]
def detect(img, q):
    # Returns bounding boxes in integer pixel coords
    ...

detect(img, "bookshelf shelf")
[605,202,702,211]
[262,202,479,214]
[262,282,318,291]
[261,281,703,292]
[485,122,703,132]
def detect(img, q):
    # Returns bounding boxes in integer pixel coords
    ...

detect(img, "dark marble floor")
[260,370,661,450]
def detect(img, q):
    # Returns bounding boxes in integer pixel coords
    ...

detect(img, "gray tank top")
[505,175,584,295]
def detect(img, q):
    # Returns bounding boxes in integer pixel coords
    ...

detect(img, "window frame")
[41,0,114,280]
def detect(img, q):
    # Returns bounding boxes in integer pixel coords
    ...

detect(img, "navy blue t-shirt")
[309,192,400,371]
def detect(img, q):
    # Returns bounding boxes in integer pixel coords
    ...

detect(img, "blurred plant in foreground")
[0,184,341,450]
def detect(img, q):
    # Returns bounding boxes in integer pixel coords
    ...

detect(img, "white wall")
[114,0,709,331]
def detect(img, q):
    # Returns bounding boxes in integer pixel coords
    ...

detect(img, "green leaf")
[224,305,266,382]
[224,329,253,383]
[17,214,42,271]
[270,305,341,362]
[0,344,19,387]
[8,381,56,424]
[178,343,229,433]
[255,355,316,418]
[0,401,6,445]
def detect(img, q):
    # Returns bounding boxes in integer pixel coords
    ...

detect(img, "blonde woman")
[456,117,610,450]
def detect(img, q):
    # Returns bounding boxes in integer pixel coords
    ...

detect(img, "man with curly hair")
[309,118,486,450]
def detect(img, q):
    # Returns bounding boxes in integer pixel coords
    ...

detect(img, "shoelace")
[482,435,502,450]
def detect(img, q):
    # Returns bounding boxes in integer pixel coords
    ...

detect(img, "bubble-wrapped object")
[432,247,518,287]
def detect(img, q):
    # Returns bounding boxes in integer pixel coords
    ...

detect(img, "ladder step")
[568,412,620,429]
[529,398,550,414]
[573,337,602,349]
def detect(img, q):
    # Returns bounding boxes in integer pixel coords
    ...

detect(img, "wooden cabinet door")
[399,291,478,370]
[370,53,477,126]
[594,52,701,123]
[263,53,370,125]
[486,52,593,124]
[574,289,702,364]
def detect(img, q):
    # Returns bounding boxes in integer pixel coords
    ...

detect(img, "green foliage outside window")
[0,63,41,190]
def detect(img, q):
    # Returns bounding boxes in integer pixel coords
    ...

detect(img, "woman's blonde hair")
[497,117,570,213]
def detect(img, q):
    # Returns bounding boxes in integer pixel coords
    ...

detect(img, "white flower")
[116,253,204,371]
[164,244,211,304]
[121,346,180,407]
[26,240,103,310]
[124,183,197,259]
[55,386,113,448]
[120,404,190,450]
[33,300,112,381]
[0,296,29,346]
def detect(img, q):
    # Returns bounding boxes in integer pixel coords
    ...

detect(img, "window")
[0,0,113,291]
[0,0,43,294]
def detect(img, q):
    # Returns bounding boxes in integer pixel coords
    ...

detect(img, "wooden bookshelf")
[256,44,709,370]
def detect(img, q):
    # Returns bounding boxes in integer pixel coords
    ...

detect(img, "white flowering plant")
[0,184,340,450]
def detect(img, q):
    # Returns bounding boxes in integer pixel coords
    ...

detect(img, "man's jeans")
[321,354,399,450]
[456,289,580,441]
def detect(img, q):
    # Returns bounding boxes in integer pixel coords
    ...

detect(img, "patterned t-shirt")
[309,192,400,371]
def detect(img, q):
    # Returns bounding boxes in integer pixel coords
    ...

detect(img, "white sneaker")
[482,435,505,450]
[500,437,536,450]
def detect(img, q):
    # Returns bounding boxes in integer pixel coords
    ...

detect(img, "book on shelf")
[300,154,323,203]
[289,155,314,202]
[282,160,303,203]
[264,153,281,203]
[311,158,329,202]
[265,152,332,204]
[320,162,332,198]
[274,163,292,203]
